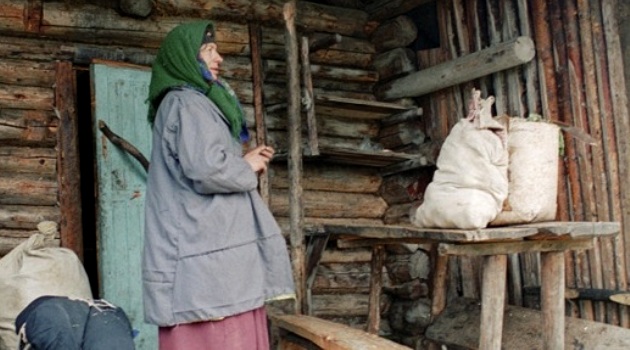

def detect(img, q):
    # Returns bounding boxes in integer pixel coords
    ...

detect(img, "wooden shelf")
[313,94,417,120]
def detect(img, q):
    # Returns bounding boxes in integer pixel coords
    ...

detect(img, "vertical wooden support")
[300,36,319,156]
[284,0,305,315]
[55,61,83,261]
[366,245,384,334]
[479,254,507,350]
[248,22,270,204]
[430,247,449,320]
[541,251,565,350]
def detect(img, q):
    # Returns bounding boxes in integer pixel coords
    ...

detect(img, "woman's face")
[199,42,223,80]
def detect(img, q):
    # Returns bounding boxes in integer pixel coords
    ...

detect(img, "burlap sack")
[412,91,509,229]
[0,222,93,350]
[490,117,559,226]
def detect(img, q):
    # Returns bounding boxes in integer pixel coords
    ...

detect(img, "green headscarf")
[147,20,244,140]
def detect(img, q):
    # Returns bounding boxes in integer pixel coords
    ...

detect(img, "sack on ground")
[0,222,93,350]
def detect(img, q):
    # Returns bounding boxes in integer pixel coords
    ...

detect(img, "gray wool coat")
[142,87,295,326]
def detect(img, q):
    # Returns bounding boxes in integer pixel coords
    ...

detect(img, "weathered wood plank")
[271,190,388,219]
[0,58,56,87]
[438,239,594,256]
[271,164,381,194]
[375,36,536,100]
[0,108,57,146]
[272,314,411,350]
[0,173,57,205]
[0,146,56,176]
[0,84,53,110]
[0,204,59,230]
[283,0,305,315]
[55,61,83,260]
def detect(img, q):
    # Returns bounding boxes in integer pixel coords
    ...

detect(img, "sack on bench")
[412,89,509,229]
[490,116,560,226]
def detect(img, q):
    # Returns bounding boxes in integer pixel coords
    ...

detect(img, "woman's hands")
[244,145,275,174]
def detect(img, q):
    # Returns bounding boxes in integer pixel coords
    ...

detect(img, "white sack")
[490,117,559,226]
[0,222,93,350]
[412,91,509,229]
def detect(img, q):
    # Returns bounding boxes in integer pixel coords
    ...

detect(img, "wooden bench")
[271,314,411,350]
[304,221,620,349]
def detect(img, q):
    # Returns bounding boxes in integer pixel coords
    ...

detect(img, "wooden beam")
[55,61,83,261]
[249,22,270,204]
[366,245,384,334]
[438,239,594,256]
[283,0,305,315]
[375,36,536,100]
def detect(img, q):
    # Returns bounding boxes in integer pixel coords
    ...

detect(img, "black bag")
[15,296,136,350]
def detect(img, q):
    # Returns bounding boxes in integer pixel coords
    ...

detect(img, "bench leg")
[541,251,564,350]
[479,254,507,350]
[367,245,384,334]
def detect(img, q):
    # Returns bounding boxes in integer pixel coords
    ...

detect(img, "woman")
[142,21,295,350]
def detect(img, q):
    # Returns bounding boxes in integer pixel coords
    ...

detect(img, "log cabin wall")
[371,1,630,346]
[0,0,395,332]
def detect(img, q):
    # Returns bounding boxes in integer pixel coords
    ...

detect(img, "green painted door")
[91,62,157,349]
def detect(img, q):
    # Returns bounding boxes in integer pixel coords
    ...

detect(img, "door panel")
[91,62,156,349]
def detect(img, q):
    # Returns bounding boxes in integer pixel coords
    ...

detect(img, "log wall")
[386,1,630,342]
[0,0,387,331]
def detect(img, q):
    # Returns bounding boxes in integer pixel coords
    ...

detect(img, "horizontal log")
[383,202,417,225]
[438,239,594,256]
[270,189,388,219]
[0,35,74,61]
[154,0,370,37]
[262,43,373,69]
[0,233,59,257]
[373,48,418,82]
[0,173,57,205]
[0,58,56,87]
[376,36,536,100]
[0,204,60,229]
[313,263,372,292]
[311,293,370,317]
[0,108,57,145]
[0,0,26,32]
[0,146,56,176]
[320,248,373,264]
[378,121,425,150]
[266,28,376,54]
[0,84,54,110]
[370,15,417,52]
[275,217,384,238]
[271,163,382,193]
[265,59,378,83]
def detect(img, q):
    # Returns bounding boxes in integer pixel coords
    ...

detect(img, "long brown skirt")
[158,307,269,350]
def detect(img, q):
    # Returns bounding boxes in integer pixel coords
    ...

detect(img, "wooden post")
[366,245,384,334]
[283,0,305,315]
[375,36,535,100]
[300,35,319,156]
[55,61,83,261]
[249,22,271,204]
[541,251,565,350]
[479,254,507,350]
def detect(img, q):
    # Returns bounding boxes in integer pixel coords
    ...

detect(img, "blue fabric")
[15,296,135,350]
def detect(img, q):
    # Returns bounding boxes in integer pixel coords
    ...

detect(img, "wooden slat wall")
[421,0,629,327]
[0,0,386,330]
